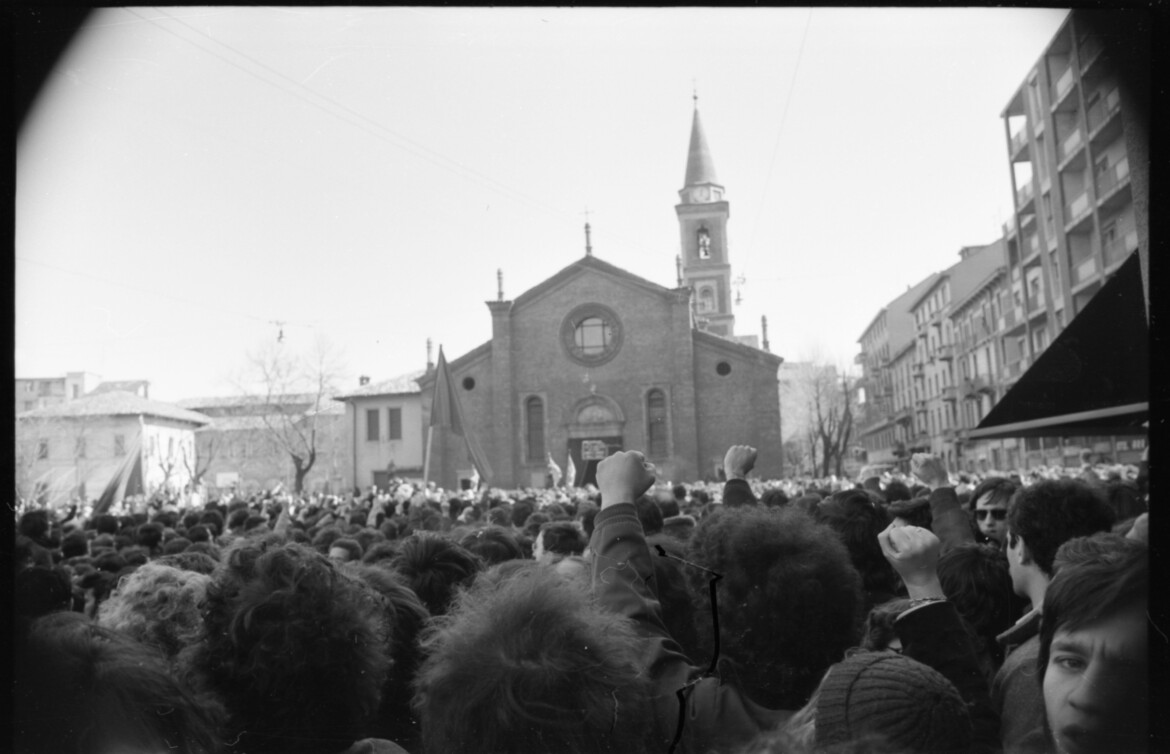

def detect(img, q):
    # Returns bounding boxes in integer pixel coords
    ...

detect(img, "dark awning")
[969,251,1147,440]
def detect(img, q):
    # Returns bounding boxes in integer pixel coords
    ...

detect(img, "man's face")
[1044,603,1148,754]
[974,492,1008,543]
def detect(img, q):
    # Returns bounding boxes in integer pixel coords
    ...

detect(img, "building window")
[698,286,715,313]
[37,440,48,460]
[646,389,668,458]
[561,304,623,366]
[114,434,125,456]
[366,409,380,442]
[388,407,402,440]
[525,396,545,462]
[71,385,80,399]
[697,227,711,258]
[75,437,86,459]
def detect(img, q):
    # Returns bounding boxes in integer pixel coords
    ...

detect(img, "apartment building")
[14,372,101,414]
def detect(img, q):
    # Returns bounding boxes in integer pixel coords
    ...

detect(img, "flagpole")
[423,425,434,486]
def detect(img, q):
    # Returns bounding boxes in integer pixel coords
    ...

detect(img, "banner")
[547,452,562,486]
[93,420,145,514]
[426,347,493,484]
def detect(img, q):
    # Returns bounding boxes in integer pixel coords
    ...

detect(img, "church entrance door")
[568,436,623,488]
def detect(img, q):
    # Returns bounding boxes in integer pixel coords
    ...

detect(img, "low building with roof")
[16,390,210,507]
[177,393,351,497]
[332,370,427,491]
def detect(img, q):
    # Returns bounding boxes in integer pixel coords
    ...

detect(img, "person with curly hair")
[590,448,864,754]
[97,561,211,662]
[533,520,586,565]
[179,537,394,754]
[390,534,482,616]
[413,561,653,754]
[15,611,224,754]
[936,542,1027,680]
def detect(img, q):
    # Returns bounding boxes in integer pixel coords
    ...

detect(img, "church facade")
[419,105,783,489]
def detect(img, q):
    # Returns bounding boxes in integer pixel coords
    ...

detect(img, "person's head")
[882,480,912,505]
[815,490,899,610]
[187,523,212,543]
[328,537,363,563]
[936,542,1023,667]
[1005,479,1115,601]
[672,483,688,503]
[391,534,483,616]
[181,538,391,754]
[859,598,912,653]
[1039,535,1148,754]
[60,528,90,559]
[459,525,524,566]
[198,510,224,537]
[135,521,165,551]
[634,495,664,535]
[154,550,220,575]
[687,505,863,709]
[795,650,972,753]
[968,477,1017,544]
[414,563,653,754]
[886,497,931,530]
[487,504,514,528]
[98,562,211,660]
[511,500,534,529]
[760,487,790,508]
[15,566,74,619]
[342,562,431,749]
[576,501,600,540]
[15,611,223,754]
[534,521,587,564]
[647,534,703,660]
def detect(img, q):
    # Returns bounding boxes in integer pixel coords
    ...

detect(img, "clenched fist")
[723,445,757,480]
[597,450,656,509]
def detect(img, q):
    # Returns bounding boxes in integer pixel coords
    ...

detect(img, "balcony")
[1058,127,1084,163]
[935,344,954,361]
[1071,254,1099,287]
[1095,157,1130,203]
[1078,34,1104,71]
[1024,233,1041,262]
[895,407,913,425]
[915,397,927,411]
[941,385,958,403]
[1052,67,1076,107]
[1016,181,1035,210]
[962,376,993,398]
[1006,356,1031,378]
[1086,88,1120,134]
[1002,307,1025,333]
[1063,191,1092,230]
[1002,218,1017,239]
[1103,229,1139,268]
[1009,128,1030,159]
[912,362,925,377]
[943,428,958,442]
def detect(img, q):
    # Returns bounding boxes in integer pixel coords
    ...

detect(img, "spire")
[684,100,719,188]
[584,222,593,256]
[497,269,504,301]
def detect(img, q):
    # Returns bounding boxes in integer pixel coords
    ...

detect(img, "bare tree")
[182,427,221,488]
[235,335,347,494]
[801,364,858,478]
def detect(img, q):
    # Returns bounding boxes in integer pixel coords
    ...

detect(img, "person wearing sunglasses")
[967,477,1018,546]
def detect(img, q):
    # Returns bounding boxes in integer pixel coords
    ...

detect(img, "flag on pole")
[94,421,145,514]
[425,348,493,485]
[470,465,480,491]
[565,451,577,489]
[547,452,562,486]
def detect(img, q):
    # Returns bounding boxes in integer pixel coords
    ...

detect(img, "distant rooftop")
[18,390,210,425]
[333,369,426,399]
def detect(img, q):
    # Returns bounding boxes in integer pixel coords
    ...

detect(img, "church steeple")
[676,97,735,338]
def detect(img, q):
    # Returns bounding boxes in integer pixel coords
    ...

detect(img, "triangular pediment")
[509,255,682,314]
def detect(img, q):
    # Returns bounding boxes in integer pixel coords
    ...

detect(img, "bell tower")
[676,96,734,337]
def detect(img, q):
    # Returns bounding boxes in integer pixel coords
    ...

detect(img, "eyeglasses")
[975,509,1007,522]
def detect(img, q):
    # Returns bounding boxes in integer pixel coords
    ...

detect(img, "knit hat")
[815,650,972,753]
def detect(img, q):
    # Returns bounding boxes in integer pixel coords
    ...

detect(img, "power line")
[747,8,814,265]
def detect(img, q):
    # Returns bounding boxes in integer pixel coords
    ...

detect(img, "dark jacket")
[992,610,1050,754]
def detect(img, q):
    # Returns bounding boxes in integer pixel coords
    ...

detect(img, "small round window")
[716,361,732,376]
[462,377,476,391]
[561,304,623,366]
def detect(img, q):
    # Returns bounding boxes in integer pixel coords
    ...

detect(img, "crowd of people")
[13,444,1152,754]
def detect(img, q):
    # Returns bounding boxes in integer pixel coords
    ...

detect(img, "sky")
[16,6,1072,402]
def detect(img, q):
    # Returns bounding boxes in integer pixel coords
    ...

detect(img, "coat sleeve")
[722,478,758,506]
[928,486,976,555]
[896,600,1002,754]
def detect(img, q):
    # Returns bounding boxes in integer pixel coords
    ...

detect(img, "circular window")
[561,304,623,366]
[462,377,476,391]
[716,361,732,376]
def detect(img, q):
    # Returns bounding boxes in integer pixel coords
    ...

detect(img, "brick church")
[420,103,783,489]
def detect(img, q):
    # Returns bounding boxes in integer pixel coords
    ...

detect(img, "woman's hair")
[815,490,900,610]
[15,611,224,754]
[859,597,912,652]
[687,505,863,710]
[181,538,391,753]
[97,562,211,660]
[414,562,653,754]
